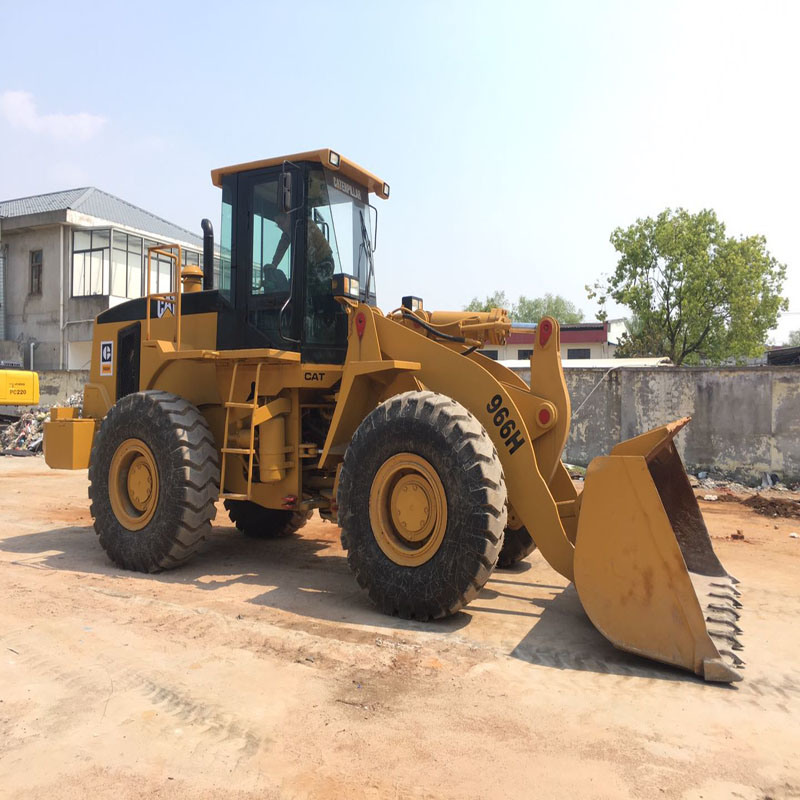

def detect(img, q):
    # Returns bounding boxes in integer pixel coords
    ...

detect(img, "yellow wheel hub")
[369,453,447,566]
[507,503,523,531]
[109,438,159,531]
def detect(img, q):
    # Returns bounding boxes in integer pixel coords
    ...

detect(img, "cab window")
[251,178,292,296]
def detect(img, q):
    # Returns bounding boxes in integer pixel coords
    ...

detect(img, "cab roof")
[210,148,389,200]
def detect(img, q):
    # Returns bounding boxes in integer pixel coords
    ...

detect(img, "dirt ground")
[1,458,799,800]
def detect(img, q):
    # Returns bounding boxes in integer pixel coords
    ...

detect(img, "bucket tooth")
[718,648,745,668]
[711,581,741,597]
[705,616,743,635]
[707,604,741,621]
[709,592,742,608]
[708,629,744,650]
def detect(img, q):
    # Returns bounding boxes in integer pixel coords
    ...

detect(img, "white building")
[0,187,211,370]
[480,321,620,361]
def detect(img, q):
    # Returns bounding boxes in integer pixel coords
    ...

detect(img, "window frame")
[29,250,43,295]
[71,228,111,297]
[567,347,591,360]
[111,230,145,299]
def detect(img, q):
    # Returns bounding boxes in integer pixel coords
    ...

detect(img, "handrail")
[144,244,183,349]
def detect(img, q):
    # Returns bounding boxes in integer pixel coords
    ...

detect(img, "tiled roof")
[0,187,203,248]
[0,188,90,217]
[561,322,606,330]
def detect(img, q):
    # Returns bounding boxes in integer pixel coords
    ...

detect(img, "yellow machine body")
[42,150,742,682]
[0,369,39,405]
[44,407,95,469]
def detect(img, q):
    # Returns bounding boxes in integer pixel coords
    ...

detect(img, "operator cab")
[211,149,389,363]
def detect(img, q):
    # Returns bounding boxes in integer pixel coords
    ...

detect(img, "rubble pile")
[742,494,800,520]
[690,471,799,494]
[0,393,83,456]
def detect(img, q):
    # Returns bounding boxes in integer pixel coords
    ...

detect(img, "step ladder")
[219,361,263,501]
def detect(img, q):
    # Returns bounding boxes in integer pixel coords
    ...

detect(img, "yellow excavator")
[0,367,39,406]
[43,149,743,682]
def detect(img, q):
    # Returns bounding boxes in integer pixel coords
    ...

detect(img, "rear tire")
[497,525,536,568]
[224,500,311,538]
[338,391,506,620]
[88,391,219,572]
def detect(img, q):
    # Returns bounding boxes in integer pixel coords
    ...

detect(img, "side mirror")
[280,172,292,212]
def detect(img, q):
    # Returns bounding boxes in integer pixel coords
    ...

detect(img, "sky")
[1,0,798,343]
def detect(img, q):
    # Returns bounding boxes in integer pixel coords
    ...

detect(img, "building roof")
[767,345,800,366]
[0,187,203,248]
[501,357,672,369]
[560,322,606,331]
[508,319,610,345]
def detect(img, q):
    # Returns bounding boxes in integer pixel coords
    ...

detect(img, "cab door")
[235,165,303,349]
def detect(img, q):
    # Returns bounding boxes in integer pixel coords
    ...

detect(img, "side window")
[219,179,234,301]
[30,250,43,295]
[251,179,291,296]
[567,348,591,360]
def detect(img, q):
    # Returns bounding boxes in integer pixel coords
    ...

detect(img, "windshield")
[307,168,375,298]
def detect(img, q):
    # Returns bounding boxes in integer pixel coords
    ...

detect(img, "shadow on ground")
[507,583,713,684]
[0,522,470,635]
[1,522,711,685]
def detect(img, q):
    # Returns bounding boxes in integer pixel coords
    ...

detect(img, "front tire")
[88,391,219,572]
[337,391,507,620]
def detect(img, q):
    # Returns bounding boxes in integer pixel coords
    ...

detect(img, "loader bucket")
[573,418,744,683]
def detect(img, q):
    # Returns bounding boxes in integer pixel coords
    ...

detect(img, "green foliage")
[464,292,584,323]
[588,208,788,365]
[514,294,584,323]
[464,291,511,314]
[787,329,800,347]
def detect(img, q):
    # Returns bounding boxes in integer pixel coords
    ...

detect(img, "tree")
[464,291,511,314]
[514,293,584,324]
[588,208,787,365]
[464,292,584,323]
[787,330,800,347]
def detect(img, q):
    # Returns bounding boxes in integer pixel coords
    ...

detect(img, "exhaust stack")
[201,218,214,290]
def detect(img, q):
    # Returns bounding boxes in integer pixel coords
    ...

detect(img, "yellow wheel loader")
[44,149,743,682]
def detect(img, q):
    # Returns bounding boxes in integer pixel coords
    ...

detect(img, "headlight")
[331,274,360,299]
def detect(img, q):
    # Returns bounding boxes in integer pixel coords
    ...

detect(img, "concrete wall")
[0,340,23,364]
[512,365,800,483]
[37,369,89,407]
[2,224,64,369]
[1,224,105,370]
[0,370,88,416]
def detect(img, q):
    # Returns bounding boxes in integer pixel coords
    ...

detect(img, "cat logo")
[304,371,325,382]
[100,340,114,377]
[157,300,175,318]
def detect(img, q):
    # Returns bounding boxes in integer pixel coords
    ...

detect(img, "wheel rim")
[109,438,159,531]
[369,453,447,566]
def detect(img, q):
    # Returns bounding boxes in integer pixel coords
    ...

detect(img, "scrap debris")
[0,393,83,456]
